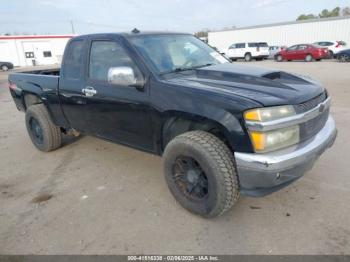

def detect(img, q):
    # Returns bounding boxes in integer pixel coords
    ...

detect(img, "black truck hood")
[165,63,325,107]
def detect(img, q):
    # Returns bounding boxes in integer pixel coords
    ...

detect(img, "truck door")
[60,36,154,152]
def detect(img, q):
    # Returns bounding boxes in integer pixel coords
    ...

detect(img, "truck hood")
[164,63,325,107]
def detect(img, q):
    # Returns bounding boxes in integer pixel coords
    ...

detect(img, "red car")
[275,44,329,62]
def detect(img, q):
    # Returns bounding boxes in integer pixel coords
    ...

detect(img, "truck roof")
[73,31,191,40]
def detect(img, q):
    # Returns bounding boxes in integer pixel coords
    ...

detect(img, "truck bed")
[17,68,60,76]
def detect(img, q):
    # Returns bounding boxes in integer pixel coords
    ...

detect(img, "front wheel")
[275,54,283,62]
[25,104,62,152]
[338,54,349,62]
[1,65,9,71]
[163,131,239,218]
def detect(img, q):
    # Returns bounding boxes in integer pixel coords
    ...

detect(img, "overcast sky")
[1,0,350,35]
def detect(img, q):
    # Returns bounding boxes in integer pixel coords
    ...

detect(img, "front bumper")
[234,115,337,197]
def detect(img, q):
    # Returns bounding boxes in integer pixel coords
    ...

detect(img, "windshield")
[130,34,229,74]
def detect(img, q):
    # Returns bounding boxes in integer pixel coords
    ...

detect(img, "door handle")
[82,86,97,97]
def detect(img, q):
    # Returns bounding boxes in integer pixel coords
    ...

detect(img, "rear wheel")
[163,130,239,218]
[305,54,313,62]
[1,65,9,71]
[329,50,334,59]
[25,104,62,152]
[244,53,252,62]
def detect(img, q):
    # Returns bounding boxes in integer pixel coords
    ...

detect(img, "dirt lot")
[0,60,349,255]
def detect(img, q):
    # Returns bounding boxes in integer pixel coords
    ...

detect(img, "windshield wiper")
[160,63,216,75]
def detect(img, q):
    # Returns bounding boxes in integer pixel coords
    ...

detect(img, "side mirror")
[107,67,144,89]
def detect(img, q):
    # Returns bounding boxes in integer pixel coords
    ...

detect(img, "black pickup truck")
[9,31,337,217]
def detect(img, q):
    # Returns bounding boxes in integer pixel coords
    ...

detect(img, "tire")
[305,54,313,62]
[244,53,252,62]
[329,51,334,59]
[338,54,349,62]
[163,130,239,218]
[25,104,62,152]
[1,65,9,71]
[275,55,283,62]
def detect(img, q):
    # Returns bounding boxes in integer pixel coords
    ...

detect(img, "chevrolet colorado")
[8,31,337,217]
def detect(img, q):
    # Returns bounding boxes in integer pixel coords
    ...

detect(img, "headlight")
[244,105,295,122]
[244,106,299,153]
[249,125,299,153]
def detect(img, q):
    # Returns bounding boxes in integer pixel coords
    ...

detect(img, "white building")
[0,35,73,67]
[208,16,350,52]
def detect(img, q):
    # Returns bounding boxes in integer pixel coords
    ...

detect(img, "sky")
[1,0,350,35]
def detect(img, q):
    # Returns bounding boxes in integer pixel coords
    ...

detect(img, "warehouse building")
[0,35,73,67]
[208,16,350,52]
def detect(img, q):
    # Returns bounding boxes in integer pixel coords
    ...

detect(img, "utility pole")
[70,20,76,34]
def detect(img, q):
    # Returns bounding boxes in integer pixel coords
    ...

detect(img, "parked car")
[224,42,269,61]
[8,32,337,218]
[268,45,286,59]
[335,49,350,62]
[275,44,329,62]
[0,61,14,71]
[314,41,347,58]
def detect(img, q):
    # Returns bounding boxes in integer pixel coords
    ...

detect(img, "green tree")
[319,7,340,18]
[194,31,208,38]
[297,14,317,20]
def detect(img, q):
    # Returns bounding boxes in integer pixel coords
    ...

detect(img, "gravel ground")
[0,60,349,255]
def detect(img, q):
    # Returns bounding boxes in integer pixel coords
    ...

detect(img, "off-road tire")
[25,104,62,152]
[163,130,239,218]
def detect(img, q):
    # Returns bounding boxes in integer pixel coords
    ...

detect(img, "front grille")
[294,91,327,113]
[299,109,329,142]
[294,91,329,142]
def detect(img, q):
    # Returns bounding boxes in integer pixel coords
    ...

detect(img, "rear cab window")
[62,40,84,80]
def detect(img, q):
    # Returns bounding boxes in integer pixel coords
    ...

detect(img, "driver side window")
[89,40,139,82]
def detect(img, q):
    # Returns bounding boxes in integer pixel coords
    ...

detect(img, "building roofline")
[209,15,350,33]
[0,35,74,40]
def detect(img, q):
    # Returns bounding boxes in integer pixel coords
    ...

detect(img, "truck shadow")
[61,134,83,147]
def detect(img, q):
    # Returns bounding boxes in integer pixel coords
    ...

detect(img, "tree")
[296,7,346,20]
[194,31,208,38]
[319,7,340,18]
[297,14,317,20]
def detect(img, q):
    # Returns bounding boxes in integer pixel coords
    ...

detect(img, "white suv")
[224,42,270,61]
[314,41,347,58]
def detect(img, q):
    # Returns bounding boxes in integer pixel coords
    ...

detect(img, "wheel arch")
[23,92,43,110]
[160,110,241,153]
